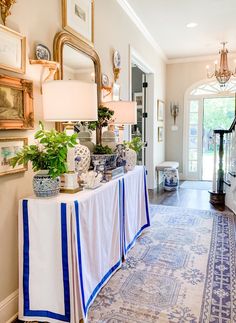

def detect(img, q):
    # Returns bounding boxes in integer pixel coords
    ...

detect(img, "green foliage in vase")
[83,106,114,144]
[10,122,78,178]
[124,136,145,153]
[93,144,113,155]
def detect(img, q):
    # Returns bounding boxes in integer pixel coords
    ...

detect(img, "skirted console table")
[18,166,150,323]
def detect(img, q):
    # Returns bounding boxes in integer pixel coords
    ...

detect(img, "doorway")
[131,65,146,165]
[202,97,235,180]
[184,80,236,181]
[129,46,156,189]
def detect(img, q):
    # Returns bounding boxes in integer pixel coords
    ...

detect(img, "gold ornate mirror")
[53,31,101,130]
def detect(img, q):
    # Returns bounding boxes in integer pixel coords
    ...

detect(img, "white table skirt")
[18,166,150,322]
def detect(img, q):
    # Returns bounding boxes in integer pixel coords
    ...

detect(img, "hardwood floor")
[149,185,226,212]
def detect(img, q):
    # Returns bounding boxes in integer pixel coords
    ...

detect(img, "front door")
[185,96,235,180]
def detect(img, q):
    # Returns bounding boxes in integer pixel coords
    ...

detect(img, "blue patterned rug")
[88,205,236,322]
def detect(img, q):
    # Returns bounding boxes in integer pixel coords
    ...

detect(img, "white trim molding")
[116,0,166,61]
[0,290,18,323]
[167,52,236,65]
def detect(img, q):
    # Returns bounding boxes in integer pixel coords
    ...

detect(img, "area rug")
[87,205,236,322]
[180,181,212,190]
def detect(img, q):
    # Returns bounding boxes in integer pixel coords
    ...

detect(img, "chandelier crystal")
[206,42,236,86]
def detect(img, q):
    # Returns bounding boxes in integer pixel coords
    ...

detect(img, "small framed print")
[62,0,94,46]
[0,25,26,74]
[158,127,164,142]
[134,92,143,107]
[157,99,164,121]
[0,137,28,176]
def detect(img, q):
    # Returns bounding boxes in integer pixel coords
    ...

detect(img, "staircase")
[210,116,236,211]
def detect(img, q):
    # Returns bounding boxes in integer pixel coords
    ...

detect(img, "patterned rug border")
[151,204,236,322]
[149,204,234,217]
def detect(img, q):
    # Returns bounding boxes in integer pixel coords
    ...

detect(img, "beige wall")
[0,0,166,318]
[166,57,236,173]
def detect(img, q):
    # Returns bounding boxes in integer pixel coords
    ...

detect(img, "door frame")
[129,45,155,188]
[183,79,235,180]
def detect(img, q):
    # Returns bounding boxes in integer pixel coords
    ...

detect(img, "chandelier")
[206,42,236,86]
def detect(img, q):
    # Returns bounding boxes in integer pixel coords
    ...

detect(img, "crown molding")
[116,0,167,62]
[167,52,236,65]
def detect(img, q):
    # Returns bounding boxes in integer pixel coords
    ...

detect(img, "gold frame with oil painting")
[0,75,34,130]
[62,0,94,46]
[0,137,28,176]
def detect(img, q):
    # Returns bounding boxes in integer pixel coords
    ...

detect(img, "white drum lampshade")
[105,101,137,125]
[42,80,98,122]
[42,80,98,193]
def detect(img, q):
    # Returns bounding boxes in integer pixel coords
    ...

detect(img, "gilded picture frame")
[0,74,34,130]
[157,99,164,121]
[62,0,94,46]
[0,137,28,176]
[0,25,26,74]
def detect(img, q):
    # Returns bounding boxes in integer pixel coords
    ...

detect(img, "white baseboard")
[0,290,18,323]
[6,313,18,323]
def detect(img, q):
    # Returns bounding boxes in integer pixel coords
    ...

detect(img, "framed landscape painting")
[0,75,34,130]
[0,25,26,74]
[0,137,28,176]
[62,0,94,46]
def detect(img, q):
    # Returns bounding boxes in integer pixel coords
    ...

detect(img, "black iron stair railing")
[209,116,236,206]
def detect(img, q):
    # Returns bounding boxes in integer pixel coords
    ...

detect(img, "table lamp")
[42,80,97,193]
[105,101,137,125]
[104,101,137,144]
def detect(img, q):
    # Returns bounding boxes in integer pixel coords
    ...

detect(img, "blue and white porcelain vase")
[33,170,60,198]
[124,148,137,171]
[163,167,179,191]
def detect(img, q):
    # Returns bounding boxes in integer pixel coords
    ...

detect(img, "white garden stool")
[163,167,179,191]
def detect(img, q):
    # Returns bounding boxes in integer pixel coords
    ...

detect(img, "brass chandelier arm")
[0,0,16,25]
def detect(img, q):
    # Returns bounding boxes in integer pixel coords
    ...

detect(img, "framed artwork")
[112,82,120,101]
[134,92,143,107]
[158,126,164,142]
[0,75,34,130]
[0,137,28,176]
[157,99,164,121]
[0,25,26,74]
[62,0,94,46]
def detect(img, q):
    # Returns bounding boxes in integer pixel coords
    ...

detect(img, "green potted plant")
[124,136,145,153]
[85,106,118,171]
[10,122,77,197]
[85,105,114,145]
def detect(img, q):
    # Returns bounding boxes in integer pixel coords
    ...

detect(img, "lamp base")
[60,172,82,194]
[60,187,82,194]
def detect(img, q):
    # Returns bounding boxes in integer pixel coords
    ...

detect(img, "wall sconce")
[0,0,16,25]
[170,102,179,131]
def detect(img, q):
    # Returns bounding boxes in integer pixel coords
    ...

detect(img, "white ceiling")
[124,0,236,60]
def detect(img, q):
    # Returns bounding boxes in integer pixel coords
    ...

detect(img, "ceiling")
[124,0,236,60]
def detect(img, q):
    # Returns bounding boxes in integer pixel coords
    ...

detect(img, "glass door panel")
[187,100,200,178]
